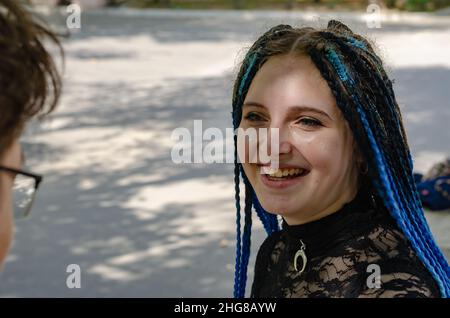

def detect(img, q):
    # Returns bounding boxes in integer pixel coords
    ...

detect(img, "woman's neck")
[283,183,359,226]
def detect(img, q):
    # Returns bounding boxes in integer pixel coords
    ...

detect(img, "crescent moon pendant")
[293,240,307,274]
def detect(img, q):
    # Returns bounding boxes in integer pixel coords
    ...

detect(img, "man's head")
[0,0,62,266]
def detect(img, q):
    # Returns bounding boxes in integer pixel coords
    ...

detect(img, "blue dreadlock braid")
[234,168,279,299]
[232,51,259,129]
[317,45,450,297]
[239,173,253,298]
[232,142,242,298]
[326,38,449,285]
[232,48,259,299]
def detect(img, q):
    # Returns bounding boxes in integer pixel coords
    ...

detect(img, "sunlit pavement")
[0,8,449,297]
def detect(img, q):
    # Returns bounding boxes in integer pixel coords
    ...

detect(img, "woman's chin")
[258,196,301,216]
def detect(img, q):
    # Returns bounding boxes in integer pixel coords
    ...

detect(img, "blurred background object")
[415,158,450,211]
[30,0,450,12]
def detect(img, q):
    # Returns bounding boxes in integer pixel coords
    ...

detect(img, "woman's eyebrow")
[288,106,332,120]
[242,101,267,109]
[243,101,332,120]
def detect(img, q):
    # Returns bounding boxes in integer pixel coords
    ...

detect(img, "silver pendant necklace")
[293,239,307,274]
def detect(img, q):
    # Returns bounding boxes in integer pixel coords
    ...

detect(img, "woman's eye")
[296,117,322,127]
[244,112,266,122]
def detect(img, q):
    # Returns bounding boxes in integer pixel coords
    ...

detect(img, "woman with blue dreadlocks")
[231,20,450,298]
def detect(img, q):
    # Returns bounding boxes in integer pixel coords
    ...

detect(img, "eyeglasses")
[0,166,43,220]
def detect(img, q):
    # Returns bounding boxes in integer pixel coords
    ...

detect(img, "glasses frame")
[0,166,43,219]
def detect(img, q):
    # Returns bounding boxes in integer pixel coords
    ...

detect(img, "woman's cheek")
[302,135,345,176]
[0,178,14,268]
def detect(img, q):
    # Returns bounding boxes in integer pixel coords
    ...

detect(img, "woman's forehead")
[244,54,339,118]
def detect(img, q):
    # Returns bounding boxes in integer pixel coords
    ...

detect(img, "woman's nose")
[266,125,292,156]
[279,140,292,154]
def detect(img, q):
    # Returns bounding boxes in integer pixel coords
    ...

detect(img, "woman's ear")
[352,140,367,174]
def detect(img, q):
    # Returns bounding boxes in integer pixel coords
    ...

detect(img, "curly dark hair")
[0,0,63,155]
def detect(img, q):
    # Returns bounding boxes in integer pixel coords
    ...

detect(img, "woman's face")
[239,54,360,225]
[0,139,21,268]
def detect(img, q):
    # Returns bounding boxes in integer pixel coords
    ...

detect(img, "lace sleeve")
[358,272,438,298]
[356,226,440,298]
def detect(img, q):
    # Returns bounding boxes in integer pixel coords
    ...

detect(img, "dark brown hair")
[0,0,63,155]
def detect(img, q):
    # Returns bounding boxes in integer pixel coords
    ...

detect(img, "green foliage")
[400,0,450,11]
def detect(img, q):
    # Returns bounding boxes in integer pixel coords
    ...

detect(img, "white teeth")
[274,170,284,178]
[261,167,305,178]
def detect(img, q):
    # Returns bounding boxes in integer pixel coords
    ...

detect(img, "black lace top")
[250,187,440,298]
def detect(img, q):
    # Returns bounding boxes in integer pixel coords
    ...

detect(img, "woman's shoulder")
[349,220,441,297]
[255,230,284,260]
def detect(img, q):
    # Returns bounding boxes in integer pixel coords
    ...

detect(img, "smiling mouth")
[260,166,310,180]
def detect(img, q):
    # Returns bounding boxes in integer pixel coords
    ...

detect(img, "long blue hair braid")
[231,20,450,298]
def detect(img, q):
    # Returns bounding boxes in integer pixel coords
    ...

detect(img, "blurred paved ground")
[0,8,449,297]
